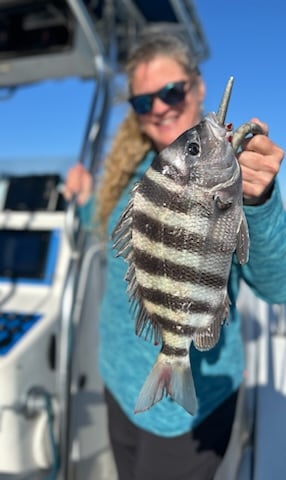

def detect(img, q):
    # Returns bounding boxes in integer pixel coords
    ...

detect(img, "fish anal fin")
[194,311,227,351]
[134,355,197,415]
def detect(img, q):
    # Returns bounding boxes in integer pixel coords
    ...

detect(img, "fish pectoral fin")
[236,212,250,264]
[214,191,233,210]
[134,356,197,415]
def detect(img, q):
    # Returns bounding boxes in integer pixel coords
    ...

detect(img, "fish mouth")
[204,112,227,140]
[203,112,233,166]
[193,112,237,186]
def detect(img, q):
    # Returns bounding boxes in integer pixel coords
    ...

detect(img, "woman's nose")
[151,96,169,113]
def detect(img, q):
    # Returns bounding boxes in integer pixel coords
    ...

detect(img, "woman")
[65,26,286,480]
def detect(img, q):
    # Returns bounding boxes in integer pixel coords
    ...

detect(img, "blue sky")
[0,0,286,198]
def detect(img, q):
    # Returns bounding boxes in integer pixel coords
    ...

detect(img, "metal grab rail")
[57,2,111,478]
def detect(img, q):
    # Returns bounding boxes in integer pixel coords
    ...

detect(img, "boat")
[0,2,285,479]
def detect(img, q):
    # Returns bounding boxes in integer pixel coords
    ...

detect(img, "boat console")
[0,174,67,472]
[0,174,105,477]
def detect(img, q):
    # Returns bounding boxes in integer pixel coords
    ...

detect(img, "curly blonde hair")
[96,110,151,235]
[95,24,200,236]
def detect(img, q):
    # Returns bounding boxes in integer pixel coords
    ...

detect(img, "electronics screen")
[0,229,53,281]
[4,174,65,211]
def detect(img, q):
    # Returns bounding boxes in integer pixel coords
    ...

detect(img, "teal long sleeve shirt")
[97,150,286,437]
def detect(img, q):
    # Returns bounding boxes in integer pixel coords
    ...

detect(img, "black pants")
[104,388,238,480]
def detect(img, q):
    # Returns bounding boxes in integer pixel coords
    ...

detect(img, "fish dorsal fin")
[112,184,162,345]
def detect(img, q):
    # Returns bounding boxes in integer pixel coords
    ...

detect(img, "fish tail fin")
[134,355,197,415]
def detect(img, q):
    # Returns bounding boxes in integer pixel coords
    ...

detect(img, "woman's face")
[130,56,205,151]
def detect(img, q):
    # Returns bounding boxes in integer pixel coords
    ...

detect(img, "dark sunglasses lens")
[130,82,187,114]
[130,95,152,114]
[160,82,186,105]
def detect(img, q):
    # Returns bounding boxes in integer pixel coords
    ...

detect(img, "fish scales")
[112,110,250,415]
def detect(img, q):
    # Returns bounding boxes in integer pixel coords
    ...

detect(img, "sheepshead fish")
[112,77,263,415]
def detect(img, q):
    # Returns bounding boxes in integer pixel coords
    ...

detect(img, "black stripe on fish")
[139,286,213,315]
[139,173,190,214]
[161,344,188,357]
[151,312,196,336]
[134,248,226,288]
[133,212,224,254]
[151,157,190,187]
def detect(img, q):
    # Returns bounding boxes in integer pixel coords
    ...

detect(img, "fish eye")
[188,142,200,156]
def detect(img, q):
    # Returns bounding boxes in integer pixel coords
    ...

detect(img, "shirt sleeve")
[237,181,286,304]
[78,194,95,230]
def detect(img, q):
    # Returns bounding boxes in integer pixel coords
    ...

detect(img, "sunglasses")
[129,80,191,115]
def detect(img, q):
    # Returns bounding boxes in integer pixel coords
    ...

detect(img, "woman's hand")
[64,163,93,205]
[238,118,284,204]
